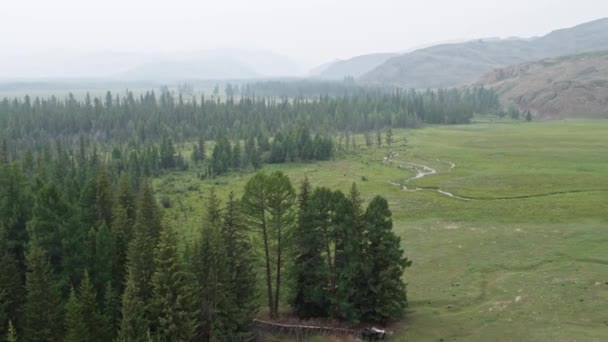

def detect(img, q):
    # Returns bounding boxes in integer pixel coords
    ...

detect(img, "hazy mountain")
[0,51,155,80]
[308,59,341,77]
[476,51,608,119]
[361,18,608,88]
[312,53,397,79]
[119,57,258,81]
[184,49,304,77]
[0,49,302,81]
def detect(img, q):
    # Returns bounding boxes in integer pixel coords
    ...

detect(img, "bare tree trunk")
[262,218,275,318]
[274,208,282,316]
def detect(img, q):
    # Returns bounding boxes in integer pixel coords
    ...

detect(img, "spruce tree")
[93,223,113,297]
[102,282,120,341]
[222,192,257,340]
[96,167,114,227]
[27,182,75,275]
[65,287,86,342]
[111,173,136,292]
[0,163,31,277]
[79,177,99,230]
[291,177,329,318]
[0,225,23,337]
[151,223,198,341]
[194,189,228,341]
[6,319,16,342]
[118,268,149,342]
[78,271,103,341]
[24,238,63,342]
[336,183,367,322]
[126,180,162,310]
[361,196,411,322]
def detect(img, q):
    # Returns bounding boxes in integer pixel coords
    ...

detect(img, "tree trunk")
[261,217,275,318]
[274,208,282,317]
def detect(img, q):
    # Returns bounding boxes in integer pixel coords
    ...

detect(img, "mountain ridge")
[361,18,608,88]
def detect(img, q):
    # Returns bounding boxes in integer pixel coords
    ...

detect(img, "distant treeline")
[0,86,499,154]
[240,78,397,98]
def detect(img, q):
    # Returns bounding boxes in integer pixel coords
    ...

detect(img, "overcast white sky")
[1,0,607,68]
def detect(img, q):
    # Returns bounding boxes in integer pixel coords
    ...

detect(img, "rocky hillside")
[361,18,608,89]
[476,51,608,119]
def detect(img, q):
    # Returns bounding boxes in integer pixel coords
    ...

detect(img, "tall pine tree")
[194,189,228,341]
[361,196,411,322]
[291,177,329,318]
[221,192,257,340]
[151,223,198,341]
[23,237,63,342]
[118,268,149,342]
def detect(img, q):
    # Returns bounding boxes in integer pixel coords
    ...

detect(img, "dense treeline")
[0,87,499,156]
[0,144,408,340]
[240,79,398,98]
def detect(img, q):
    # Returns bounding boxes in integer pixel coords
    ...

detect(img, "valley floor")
[154,120,608,341]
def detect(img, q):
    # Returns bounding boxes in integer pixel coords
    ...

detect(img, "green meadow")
[154,120,608,341]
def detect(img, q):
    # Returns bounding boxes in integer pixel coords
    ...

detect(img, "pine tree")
[222,192,257,340]
[151,223,198,341]
[27,182,75,275]
[291,177,329,318]
[199,137,206,162]
[65,287,86,342]
[24,238,63,342]
[125,180,162,310]
[194,189,228,341]
[118,268,149,342]
[0,163,31,277]
[96,167,114,226]
[111,173,136,292]
[241,173,275,317]
[102,282,120,341]
[93,224,113,297]
[6,319,16,342]
[232,142,242,170]
[0,225,23,337]
[79,177,99,230]
[336,183,368,322]
[78,271,104,341]
[134,180,162,242]
[361,196,411,322]
[325,190,351,318]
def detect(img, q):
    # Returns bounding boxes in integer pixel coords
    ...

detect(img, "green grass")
[154,120,608,341]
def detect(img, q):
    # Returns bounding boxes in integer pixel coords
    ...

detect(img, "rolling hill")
[476,51,608,119]
[312,53,397,79]
[361,18,608,88]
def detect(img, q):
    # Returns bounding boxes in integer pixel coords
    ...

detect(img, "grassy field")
[154,120,608,341]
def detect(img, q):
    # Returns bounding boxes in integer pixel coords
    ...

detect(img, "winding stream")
[385,154,608,201]
[385,153,472,201]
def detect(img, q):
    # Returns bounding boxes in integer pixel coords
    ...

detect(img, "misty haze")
[0,1,607,341]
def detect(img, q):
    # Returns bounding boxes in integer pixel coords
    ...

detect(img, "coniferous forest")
[0,87,497,341]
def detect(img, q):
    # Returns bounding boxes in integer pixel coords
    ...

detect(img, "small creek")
[385,153,472,201]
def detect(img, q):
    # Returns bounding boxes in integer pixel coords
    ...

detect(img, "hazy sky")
[2,0,607,68]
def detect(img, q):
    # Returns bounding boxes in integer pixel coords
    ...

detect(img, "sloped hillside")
[314,53,397,79]
[361,18,608,88]
[477,51,608,119]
